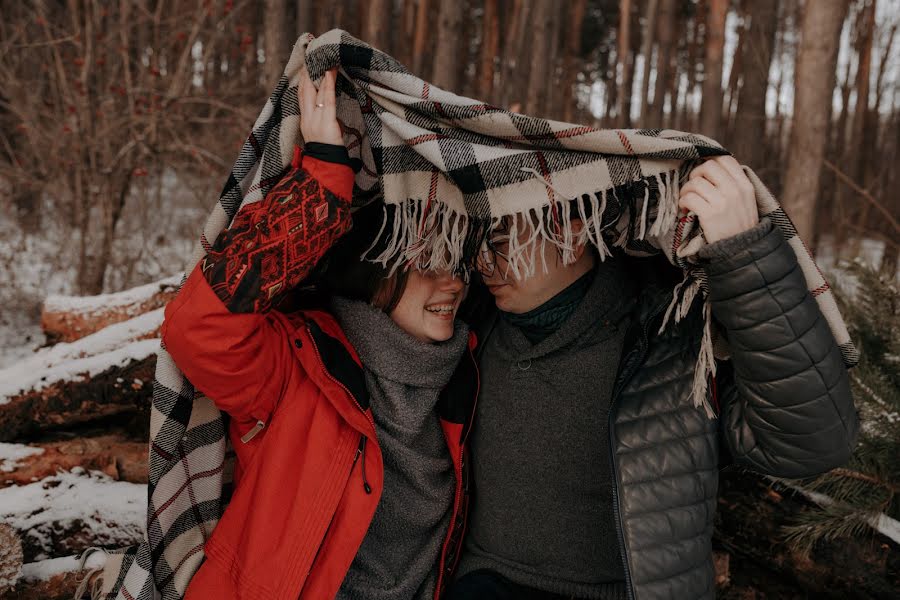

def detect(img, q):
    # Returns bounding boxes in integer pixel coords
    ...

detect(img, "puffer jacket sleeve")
[701,219,859,479]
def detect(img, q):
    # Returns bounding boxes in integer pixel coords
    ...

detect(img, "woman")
[163,68,477,600]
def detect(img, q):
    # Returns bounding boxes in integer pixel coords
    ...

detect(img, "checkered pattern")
[83,29,858,600]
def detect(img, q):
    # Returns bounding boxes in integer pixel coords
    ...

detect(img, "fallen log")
[714,467,900,599]
[41,274,181,344]
[4,552,106,600]
[0,468,144,563]
[0,523,23,595]
[0,435,147,489]
[0,310,162,442]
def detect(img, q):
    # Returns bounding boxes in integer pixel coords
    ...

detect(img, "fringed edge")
[73,547,109,600]
[366,167,683,280]
[658,274,718,419]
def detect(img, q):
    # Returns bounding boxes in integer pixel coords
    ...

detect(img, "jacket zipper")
[306,323,378,493]
[608,300,668,600]
[433,348,480,600]
[240,419,266,443]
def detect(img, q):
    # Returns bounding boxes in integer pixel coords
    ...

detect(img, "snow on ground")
[19,550,106,582]
[0,442,45,472]
[0,467,145,561]
[43,274,183,315]
[0,308,164,404]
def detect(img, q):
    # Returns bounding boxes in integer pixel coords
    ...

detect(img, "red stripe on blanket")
[149,463,226,522]
[811,283,830,297]
[616,130,636,155]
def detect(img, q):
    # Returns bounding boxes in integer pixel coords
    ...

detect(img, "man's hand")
[678,155,758,244]
[299,67,343,146]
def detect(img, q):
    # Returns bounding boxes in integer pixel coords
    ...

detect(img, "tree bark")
[699,0,728,138]
[500,0,531,108]
[615,0,633,126]
[40,275,179,344]
[0,434,147,489]
[263,0,291,89]
[362,0,392,51]
[780,0,849,244]
[411,0,431,76]
[638,0,659,123]
[647,0,677,128]
[478,0,500,101]
[431,0,465,92]
[530,0,562,117]
[0,355,155,442]
[562,0,588,122]
[731,0,778,169]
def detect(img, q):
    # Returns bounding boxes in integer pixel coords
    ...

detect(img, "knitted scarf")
[78,29,858,600]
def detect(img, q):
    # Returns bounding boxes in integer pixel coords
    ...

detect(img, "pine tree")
[780,260,900,556]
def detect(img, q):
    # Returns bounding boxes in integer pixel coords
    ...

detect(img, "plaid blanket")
[77,29,859,600]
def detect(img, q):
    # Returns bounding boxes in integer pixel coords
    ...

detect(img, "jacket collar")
[306,312,480,441]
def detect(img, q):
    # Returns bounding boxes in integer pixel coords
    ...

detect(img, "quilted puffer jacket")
[469,223,859,600]
[604,222,859,599]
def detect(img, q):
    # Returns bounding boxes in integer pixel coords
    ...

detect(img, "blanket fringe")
[73,546,108,600]
[659,275,717,418]
[368,168,684,279]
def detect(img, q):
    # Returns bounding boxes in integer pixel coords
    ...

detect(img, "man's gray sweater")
[455,257,635,599]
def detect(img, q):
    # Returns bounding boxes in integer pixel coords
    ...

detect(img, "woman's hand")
[678,155,759,244]
[299,67,343,146]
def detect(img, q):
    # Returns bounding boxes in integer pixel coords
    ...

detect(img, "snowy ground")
[0,465,145,561]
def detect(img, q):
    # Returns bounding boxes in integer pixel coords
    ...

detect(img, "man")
[449,155,859,600]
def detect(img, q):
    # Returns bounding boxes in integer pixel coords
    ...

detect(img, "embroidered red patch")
[314,202,328,223]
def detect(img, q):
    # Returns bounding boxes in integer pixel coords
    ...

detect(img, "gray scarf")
[330,296,468,600]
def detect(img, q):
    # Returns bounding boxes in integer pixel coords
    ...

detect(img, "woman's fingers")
[316,69,339,123]
[299,67,344,146]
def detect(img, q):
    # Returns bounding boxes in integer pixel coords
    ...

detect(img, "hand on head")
[299,67,344,146]
[678,155,759,244]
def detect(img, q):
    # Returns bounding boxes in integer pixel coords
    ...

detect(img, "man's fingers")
[690,159,736,192]
[678,192,708,217]
[714,155,752,191]
[680,177,718,206]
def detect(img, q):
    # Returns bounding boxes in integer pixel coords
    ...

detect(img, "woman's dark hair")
[319,202,409,313]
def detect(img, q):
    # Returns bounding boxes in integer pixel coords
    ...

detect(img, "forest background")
[0,1,898,599]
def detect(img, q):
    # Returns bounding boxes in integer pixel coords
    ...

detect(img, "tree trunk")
[615,0,633,126]
[296,0,313,36]
[0,344,157,442]
[699,0,728,138]
[263,0,290,89]
[0,434,148,489]
[638,0,659,123]
[647,0,677,128]
[730,0,778,169]
[431,0,465,92]
[362,0,392,51]
[522,0,560,117]
[780,0,849,244]
[561,0,587,122]
[40,274,179,344]
[411,0,431,76]
[851,0,879,243]
[478,0,500,101]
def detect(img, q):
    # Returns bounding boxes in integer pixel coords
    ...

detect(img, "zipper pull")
[358,435,372,494]
[240,419,266,443]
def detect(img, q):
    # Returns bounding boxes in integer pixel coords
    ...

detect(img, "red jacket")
[162,151,479,600]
